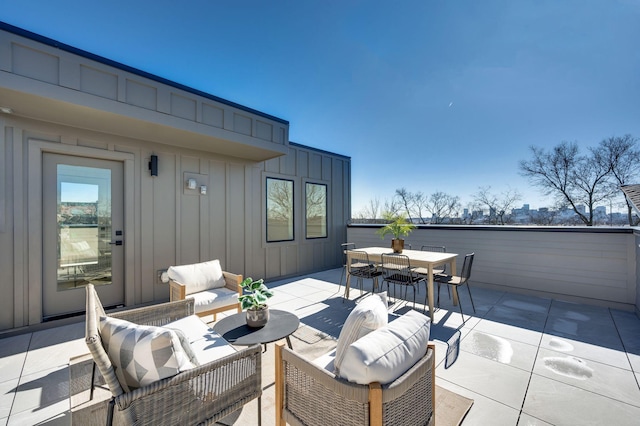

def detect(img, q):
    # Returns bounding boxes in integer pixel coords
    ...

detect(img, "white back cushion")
[334,292,388,374]
[338,309,431,385]
[168,259,226,294]
[166,315,236,365]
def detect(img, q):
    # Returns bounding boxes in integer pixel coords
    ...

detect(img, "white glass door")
[43,153,124,318]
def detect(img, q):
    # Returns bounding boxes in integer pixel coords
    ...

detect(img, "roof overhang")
[0,72,289,162]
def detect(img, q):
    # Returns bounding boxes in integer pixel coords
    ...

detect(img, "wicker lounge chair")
[85,284,262,425]
[275,341,435,426]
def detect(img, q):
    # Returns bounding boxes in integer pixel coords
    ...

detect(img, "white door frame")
[28,140,135,325]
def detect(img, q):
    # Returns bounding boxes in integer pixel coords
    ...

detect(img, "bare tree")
[426,191,461,224]
[382,197,402,217]
[599,135,640,225]
[411,192,430,224]
[355,197,382,220]
[394,188,414,222]
[519,141,612,226]
[473,186,521,225]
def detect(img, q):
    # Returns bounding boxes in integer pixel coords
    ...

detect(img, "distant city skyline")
[2,1,639,215]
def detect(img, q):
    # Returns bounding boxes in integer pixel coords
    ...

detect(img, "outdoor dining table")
[345,246,458,321]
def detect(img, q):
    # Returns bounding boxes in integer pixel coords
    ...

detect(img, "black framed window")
[305,182,327,239]
[266,177,294,242]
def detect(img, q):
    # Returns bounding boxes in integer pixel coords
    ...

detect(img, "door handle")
[109,240,123,246]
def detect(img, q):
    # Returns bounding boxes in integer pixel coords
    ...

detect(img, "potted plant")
[239,277,274,328]
[376,212,416,253]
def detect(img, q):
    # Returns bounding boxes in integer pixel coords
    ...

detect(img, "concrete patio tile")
[539,333,631,370]
[533,347,640,407]
[626,352,640,372]
[6,397,69,426]
[484,305,547,332]
[433,287,494,318]
[266,290,298,306]
[544,315,623,350]
[436,351,531,409]
[461,329,538,372]
[296,308,349,337]
[268,283,305,299]
[294,277,341,292]
[523,374,640,426]
[517,413,553,425]
[11,365,69,415]
[611,308,640,332]
[474,318,543,346]
[611,310,640,353]
[0,334,30,382]
[300,288,343,305]
[432,340,449,368]
[429,317,474,351]
[497,293,552,315]
[0,416,6,426]
[268,293,321,312]
[22,337,86,377]
[549,300,613,324]
[0,378,18,419]
[436,378,520,426]
[431,307,481,331]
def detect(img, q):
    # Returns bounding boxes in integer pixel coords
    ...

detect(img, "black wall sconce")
[149,154,158,176]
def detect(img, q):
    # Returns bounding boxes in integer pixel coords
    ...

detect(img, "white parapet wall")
[347,224,640,312]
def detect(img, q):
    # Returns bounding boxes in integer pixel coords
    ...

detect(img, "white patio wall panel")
[0,24,350,331]
[348,226,638,311]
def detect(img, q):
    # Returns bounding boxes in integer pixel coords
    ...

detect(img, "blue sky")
[3,0,640,214]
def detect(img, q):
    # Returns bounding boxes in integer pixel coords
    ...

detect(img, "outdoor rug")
[436,385,474,426]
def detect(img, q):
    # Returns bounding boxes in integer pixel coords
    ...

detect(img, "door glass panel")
[57,164,112,290]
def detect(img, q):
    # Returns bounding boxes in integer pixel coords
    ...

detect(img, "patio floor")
[1,267,640,425]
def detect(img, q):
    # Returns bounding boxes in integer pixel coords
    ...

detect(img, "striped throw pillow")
[99,316,196,391]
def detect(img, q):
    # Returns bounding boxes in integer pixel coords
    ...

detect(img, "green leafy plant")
[376,212,416,240]
[238,277,274,310]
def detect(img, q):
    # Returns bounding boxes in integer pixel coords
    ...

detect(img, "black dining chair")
[346,250,383,298]
[380,253,425,309]
[414,245,448,297]
[434,253,476,323]
[339,242,357,291]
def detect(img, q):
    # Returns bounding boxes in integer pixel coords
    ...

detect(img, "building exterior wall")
[0,24,349,331]
[348,225,638,311]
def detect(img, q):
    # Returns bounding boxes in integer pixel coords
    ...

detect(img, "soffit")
[0,80,288,162]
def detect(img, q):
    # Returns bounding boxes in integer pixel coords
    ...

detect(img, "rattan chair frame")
[85,284,262,426]
[275,342,435,426]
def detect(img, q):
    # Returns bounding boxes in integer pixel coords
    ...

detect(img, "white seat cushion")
[313,349,337,373]
[99,316,196,392]
[334,292,388,374]
[338,310,431,385]
[188,287,238,314]
[165,315,236,365]
[168,259,226,294]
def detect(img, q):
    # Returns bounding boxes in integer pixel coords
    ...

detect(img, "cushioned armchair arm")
[168,279,186,302]
[110,298,195,326]
[223,271,243,294]
[114,344,262,425]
